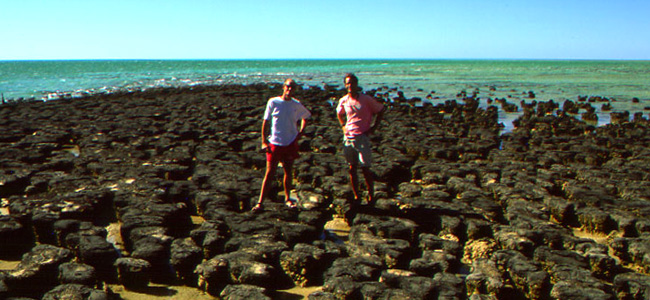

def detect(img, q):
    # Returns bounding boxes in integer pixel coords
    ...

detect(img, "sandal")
[251,203,263,213]
[285,199,297,208]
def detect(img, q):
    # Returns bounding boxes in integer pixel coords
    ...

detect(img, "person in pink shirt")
[336,73,384,206]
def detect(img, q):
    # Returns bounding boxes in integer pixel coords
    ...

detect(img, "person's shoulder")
[362,94,384,110]
[290,98,309,108]
[360,94,380,102]
[267,96,283,104]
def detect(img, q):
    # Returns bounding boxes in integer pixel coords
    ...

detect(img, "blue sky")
[1,0,649,60]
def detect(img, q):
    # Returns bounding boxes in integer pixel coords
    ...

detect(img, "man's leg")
[343,138,363,205]
[349,163,361,203]
[361,166,375,204]
[255,159,279,210]
[282,159,294,203]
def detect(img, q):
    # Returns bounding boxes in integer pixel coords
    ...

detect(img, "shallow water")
[1,60,648,130]
[1,60,648,100]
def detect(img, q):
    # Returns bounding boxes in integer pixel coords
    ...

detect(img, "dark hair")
[344,73,358,84]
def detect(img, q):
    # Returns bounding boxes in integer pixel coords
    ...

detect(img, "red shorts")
[266,140,300,162]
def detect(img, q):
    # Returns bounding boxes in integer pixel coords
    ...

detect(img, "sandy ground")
[103,284,323,300]
[572,227,612,245]
[100,283,324,300]
[0,260,20,270]
[107,284,220,300]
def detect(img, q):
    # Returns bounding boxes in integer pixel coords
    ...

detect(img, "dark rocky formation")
[0,216,33,259]
[1,245,74,298]
[1,84,649,299]
[220,284,271,300]
[42,284,111,300]
[114,257,152,290]
[496,98,519,112]
[58,262,97,286]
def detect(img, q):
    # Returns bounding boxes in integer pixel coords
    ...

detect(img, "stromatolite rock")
[433,272,466,299]
[609,237,650,273]
[195,248,279,296]
[379,269,437,299]
[219,284,270,300]
[418,233,463,258]
[465,258,505,298]
[576,207,618,234]
[280,243,326,287]
[223,230,289,262]
[321,276,359,300]
[323,255,383,284]
[493,250,549,300]
[494,226,536,256]
[351,213,419,243]
[189,220,230,258]
[57,262,96,286]
[0,170,31,198]
[71,235,118,281]
[131,235,174,283]
[534,246,612,299]
[613,272,650,300]
[114,257,152,290]
[583,111,599,122]
[307,290,338,300]
[575,241,620,280]
[0,216,33,259]
[550,281,614,300]
[3,244,74,298]
[409,250,458,276]
[279,241,342,287]
[611,111,630,124]
[119,201,190,251]
[42,284,110,300]
[500,100,519,113]
[276,220,320,246]
[347,225,411,269]
[170,237,203,285]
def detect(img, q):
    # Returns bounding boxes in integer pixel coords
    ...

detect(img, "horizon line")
[2,58,650,62]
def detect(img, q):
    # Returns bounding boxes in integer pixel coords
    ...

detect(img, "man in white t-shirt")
[253,78,311,212]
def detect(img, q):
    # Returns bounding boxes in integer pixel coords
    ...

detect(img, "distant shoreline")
[3,58,650,62]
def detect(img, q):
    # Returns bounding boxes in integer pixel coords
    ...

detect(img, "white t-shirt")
[263,97,311,146]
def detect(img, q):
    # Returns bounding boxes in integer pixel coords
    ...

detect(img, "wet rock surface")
[1,84,649,299]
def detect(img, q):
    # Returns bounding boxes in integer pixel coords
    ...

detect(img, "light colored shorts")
[343,134,373,167]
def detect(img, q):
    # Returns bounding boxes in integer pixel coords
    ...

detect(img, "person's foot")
[285,199,297,208]
[366,196,376,206]
[251,202,263,213]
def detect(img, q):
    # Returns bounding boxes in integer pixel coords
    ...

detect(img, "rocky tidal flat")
[1,83,649,300]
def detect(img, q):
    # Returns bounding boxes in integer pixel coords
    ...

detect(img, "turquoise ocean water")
[1,60,649,128]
